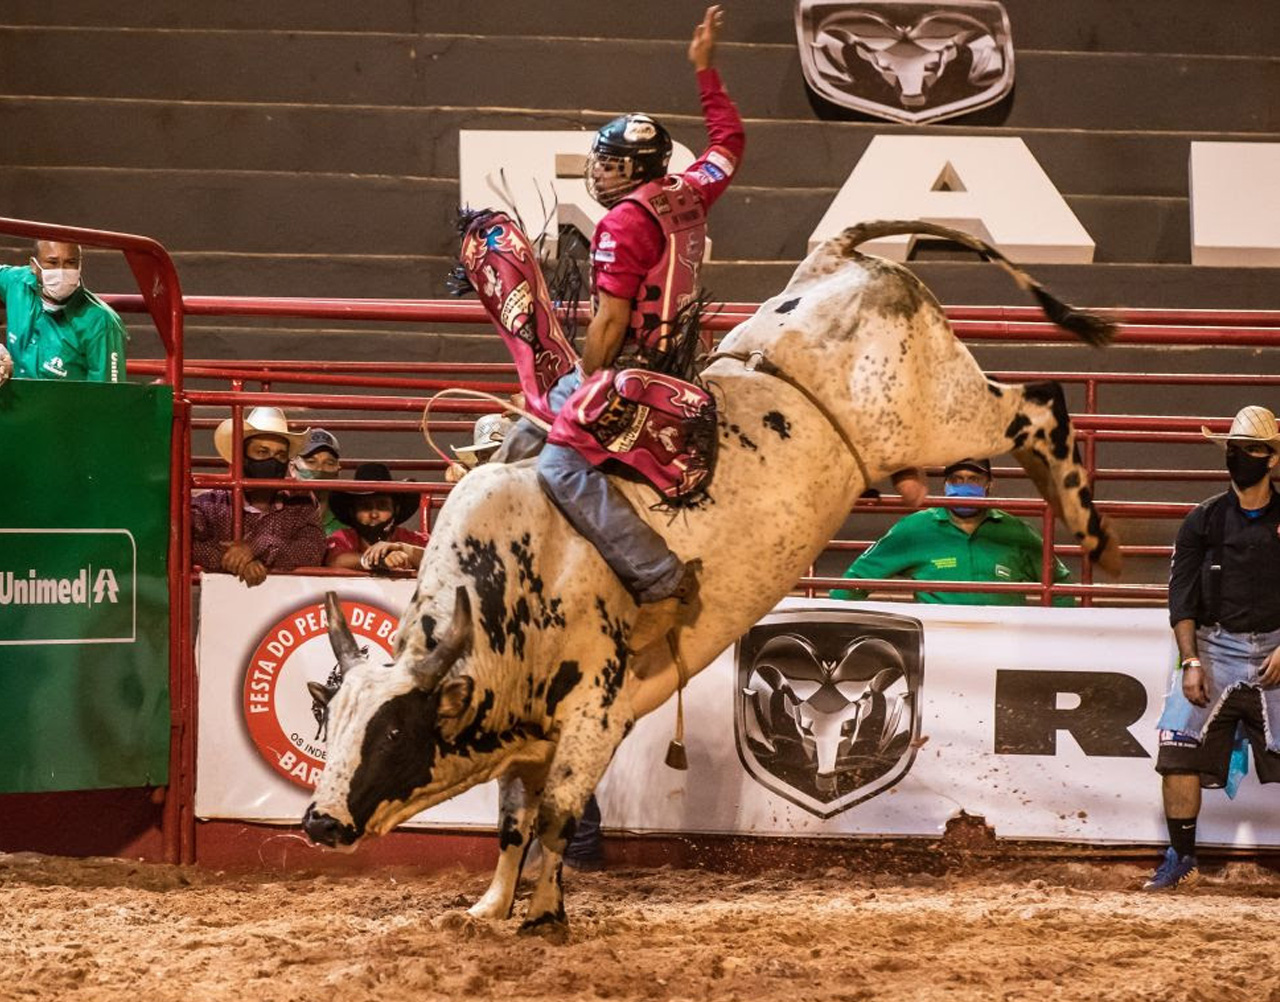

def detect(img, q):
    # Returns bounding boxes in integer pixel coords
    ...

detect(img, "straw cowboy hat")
[214,406,308,463]
[452,413,514,468]
[330,463,421,528]
[1201,405,1280,449]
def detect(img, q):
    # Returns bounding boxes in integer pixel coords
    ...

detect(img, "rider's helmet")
[584,113,673,208]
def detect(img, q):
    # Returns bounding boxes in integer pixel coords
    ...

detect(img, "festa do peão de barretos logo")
[241,598,400,789]
[734,607,924,818]
[795,0,1015,125]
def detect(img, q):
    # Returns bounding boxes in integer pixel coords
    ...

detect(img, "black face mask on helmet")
[1226,443,1274,491]
[584,113,673,208]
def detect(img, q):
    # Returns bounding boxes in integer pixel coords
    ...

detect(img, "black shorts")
[1156,686,1280,787]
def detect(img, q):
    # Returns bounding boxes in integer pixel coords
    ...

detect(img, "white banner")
[197,577,1280,848]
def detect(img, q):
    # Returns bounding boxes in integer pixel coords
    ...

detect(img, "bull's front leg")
[468,767,546,920]
[519,695,634,937]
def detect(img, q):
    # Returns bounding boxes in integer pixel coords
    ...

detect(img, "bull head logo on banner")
[734,608,924,817]
[795,0,1015,124]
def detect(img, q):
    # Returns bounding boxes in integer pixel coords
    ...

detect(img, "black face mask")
[243,456,288,481]
[354,519,395,545]
[1226,445,1273,491]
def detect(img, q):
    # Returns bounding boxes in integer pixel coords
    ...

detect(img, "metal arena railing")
[6,213,1280,864]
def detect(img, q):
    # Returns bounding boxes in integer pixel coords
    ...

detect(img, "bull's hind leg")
[468,769,546,920]
[1000,380,1121,576]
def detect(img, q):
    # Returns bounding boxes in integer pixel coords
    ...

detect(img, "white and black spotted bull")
[303,220,1121,935]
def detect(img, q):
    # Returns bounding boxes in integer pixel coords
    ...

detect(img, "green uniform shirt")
[832,507,1074,606]
[0,265,128,382]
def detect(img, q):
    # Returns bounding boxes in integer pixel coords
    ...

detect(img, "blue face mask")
[944,481,987,517]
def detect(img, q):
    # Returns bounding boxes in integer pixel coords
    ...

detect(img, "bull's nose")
[302,804,355,847]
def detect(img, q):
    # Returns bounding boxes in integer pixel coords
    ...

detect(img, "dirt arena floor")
[3,851,1280,1002]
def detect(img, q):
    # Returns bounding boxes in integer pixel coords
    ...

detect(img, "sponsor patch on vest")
[592,249,616,263]
[932,556,958,569]
[706,150,736,176]
[41,356,68,378]
[648,194,672,216]
[697,162,727,183]
[994,563,1012,579]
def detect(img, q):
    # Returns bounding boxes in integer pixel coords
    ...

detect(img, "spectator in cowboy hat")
[832,457,1073,605]
[1146,405,1280,891]
[325,462,428,573]
[191,406,326,586]
[446,412,515,483]
[291,427,344,536]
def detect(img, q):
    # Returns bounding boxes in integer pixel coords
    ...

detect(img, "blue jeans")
[496,369,684,603]
[1157,624,1280,753]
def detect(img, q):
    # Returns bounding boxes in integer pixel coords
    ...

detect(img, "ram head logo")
[796,1,1015,125]
[734,609,924,817]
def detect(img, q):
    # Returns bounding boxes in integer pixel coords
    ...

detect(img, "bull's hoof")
[517,910,569,943]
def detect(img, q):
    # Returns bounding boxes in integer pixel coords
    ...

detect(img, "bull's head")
[812,12,1004,108]
[302,589,477,848]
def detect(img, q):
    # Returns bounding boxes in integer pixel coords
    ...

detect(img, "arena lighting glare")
[795,0,1015,124]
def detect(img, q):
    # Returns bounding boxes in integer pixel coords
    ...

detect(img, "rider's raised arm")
[684,5,744,209]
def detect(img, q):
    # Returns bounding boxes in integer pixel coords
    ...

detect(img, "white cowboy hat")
[1201,405,1280,449]
[214,406,308,463]
[452,413,513,468]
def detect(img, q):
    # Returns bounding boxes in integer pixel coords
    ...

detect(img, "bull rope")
[420,388,551,466]
[704,348,874,487]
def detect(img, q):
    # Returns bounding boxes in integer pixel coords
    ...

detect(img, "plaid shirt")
[191,490,327,572]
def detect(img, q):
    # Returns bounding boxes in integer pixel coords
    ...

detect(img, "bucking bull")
[303,220,1121,934]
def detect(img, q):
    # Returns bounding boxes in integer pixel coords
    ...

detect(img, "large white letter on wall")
[459,131,700,258]
[1190,142,1280,267]
[808,136,1095,263]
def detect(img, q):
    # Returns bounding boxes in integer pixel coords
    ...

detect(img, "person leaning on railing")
[831,457,1074,606]
[0,240,128,386]
[324,463,428,574]
[191,406,327,587]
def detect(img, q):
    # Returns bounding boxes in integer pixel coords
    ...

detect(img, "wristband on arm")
[1180,657,1202,671]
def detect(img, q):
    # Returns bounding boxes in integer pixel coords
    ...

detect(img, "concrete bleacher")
[2,1,1277,587]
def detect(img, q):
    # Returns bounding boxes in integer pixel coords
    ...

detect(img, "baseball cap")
[299,428,341,458]
[943,457,992,478]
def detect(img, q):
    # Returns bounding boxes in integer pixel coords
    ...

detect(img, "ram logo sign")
[796,0,1015,124]
[734,608,924,818]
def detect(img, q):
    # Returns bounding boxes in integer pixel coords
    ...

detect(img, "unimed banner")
[0,381,172,792]
[196,575,1280,849]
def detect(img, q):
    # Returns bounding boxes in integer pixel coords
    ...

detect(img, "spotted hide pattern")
[305,224,1120,933]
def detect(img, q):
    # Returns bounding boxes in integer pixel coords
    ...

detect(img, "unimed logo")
[0,567,120,607]
[0,530,136,646]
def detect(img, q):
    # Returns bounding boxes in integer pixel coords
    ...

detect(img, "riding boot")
[629,559,702,653]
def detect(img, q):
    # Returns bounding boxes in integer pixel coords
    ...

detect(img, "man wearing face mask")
[191,406,327,587]
[291,428,344,536]
[0,240,128,386]
[1147,405,1280,892]
[832,457,1073,605]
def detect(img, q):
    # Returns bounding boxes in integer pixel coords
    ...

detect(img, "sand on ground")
[2,851,1279,1002]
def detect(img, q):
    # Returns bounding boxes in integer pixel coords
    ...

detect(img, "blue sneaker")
[1141,846,1199,891]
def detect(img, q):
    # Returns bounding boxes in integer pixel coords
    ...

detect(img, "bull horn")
[412,586,474,688]
[325,592,363,676]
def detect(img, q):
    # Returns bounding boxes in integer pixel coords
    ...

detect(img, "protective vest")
[614,175,707,368]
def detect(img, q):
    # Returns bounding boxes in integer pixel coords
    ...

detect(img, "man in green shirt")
[0,241,128,385]
[832,457,1073,606]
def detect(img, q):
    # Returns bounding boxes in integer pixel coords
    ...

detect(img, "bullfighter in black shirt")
[1145,405,1280,891]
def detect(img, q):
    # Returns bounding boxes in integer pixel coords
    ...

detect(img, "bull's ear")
[307,681,338,707]
[325,592,362,675]
[437,676,475,718]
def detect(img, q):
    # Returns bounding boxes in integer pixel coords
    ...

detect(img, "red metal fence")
[6,217,1280,865]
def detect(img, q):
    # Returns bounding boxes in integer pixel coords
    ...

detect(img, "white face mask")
[34,262,81,302]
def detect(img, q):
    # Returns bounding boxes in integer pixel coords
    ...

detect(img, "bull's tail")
[840,220,1118,347]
